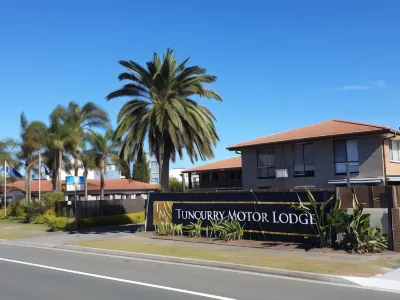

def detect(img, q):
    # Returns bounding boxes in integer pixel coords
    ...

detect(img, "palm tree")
[55,102,109,176]
[47,111,77,192]
[79,150,96,200]
[18,113,47,201]
[106,49,221,192]
[87,129,119,199]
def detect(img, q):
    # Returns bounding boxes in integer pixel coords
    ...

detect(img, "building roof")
[227,119,398,150]
[5,178,160,193]
[183,157,242,173]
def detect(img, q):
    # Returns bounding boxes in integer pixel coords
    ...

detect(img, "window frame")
[293,143,315,177]
[257,147,275,179]
[390,140,400,162]
[333,139,359,175]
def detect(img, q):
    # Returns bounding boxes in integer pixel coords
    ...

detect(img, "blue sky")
[1,0,399,169]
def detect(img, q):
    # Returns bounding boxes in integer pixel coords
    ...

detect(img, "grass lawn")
[71,238,400,276]
[0,219,48,240]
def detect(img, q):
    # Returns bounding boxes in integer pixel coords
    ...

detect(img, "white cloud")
[337,85,370,91]
[370,80,391,88]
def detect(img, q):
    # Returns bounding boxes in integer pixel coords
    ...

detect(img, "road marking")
[1,242,400,295]
[0,257,235,300]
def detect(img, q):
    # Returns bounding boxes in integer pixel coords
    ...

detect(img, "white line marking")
[1,242,400,294]
[0,257,235,300]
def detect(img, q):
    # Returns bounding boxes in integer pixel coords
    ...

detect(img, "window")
[237,170,242,180]
[334,139,359,174]
[390,140,400,162]
[151,178,159,184]
[212,172,219,181]
[151,161,158,174]
[229,171,236,180]
[293,143,314,177]
[257,147,275,178]
[201,173,209,182]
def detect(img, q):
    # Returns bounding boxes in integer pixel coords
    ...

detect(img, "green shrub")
[184,219,203,237]
[30,214,47,224]
[218,219,244,241]
[78,212,145,229]
[47,216,69,231]
[339,192,388,254]
[168,178,184,192]
[41,192,64,210]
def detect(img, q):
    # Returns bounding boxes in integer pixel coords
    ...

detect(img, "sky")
[1,0,400,169]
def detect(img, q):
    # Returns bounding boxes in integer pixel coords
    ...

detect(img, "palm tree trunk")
[84,170,88,200]
[100,158,105,200]
[73,151,79,176]
[58,149,62,192]
[25,165,30,202]
[161,150,170,192]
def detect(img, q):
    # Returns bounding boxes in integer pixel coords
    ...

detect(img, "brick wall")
[392,208,400,252]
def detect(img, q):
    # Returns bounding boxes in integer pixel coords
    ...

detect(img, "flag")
[5,162,23,178]
[42,163,51,175]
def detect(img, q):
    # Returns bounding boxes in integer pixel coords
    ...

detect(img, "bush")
[41,192,64,210]
[78,212,145,229]
[168,178,184,192]
[47,216,69,231]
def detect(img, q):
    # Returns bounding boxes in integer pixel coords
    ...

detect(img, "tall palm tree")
[54,101,109,176]
[106,49,221,192]
[87,129,119,199]
[79,150,96,200]
[18,113,47,201]
[47,111,77,192]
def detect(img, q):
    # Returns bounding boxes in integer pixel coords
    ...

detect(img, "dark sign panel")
[148,191,335,241]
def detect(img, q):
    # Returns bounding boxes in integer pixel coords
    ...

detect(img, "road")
[0,243,398,300]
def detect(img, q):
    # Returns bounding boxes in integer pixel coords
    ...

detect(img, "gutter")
[382,131,397,185]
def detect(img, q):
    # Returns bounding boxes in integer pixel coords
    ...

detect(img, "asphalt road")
[0,244,398,300]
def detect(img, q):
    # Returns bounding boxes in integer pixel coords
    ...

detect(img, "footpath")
[1,225,400,292]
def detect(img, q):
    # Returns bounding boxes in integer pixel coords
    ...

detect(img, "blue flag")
[6,162,23,178]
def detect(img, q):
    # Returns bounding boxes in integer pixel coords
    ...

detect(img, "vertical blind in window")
[257,147,275,178]
[334,139,359,174]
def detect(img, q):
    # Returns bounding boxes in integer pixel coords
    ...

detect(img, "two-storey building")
[226,119,400,189]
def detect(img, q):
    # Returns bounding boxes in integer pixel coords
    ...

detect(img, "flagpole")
[38,151,41,202]
[4,160,7,217]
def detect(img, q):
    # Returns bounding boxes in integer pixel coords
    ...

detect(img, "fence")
[56,197,146,219]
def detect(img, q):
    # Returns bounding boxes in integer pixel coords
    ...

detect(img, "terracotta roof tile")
[5,179,160,193]
[183,157,241,173]
[227,119,397,150]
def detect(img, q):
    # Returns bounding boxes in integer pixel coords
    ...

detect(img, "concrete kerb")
[0,240,356,285]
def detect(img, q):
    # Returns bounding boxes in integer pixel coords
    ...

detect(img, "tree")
[47,111,77,192]
[107,49,221,192]
[87,129,119,199]
[132,155,150,183]
[79,150,96,200]
[168,177,184,192]
[17,113,48,201]
[55,101,109,176]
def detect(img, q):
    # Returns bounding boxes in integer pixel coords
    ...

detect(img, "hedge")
[78,212,145,229]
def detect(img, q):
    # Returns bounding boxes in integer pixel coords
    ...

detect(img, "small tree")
[168,178,184,192]
[132,157,150,183]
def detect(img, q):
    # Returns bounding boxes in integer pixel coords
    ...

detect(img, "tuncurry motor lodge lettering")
[175,209,316,225]
[152,200,323,237]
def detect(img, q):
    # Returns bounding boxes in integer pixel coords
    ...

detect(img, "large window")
[151,161,158,174]
[257,147,275,178]
[390,140,400,162]
[334,139,359,174]
[293,143,314,177]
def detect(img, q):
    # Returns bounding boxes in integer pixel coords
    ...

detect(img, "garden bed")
[135,231,397,256]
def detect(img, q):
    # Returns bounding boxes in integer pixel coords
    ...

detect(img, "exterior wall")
[383,137,400,176]
[241,135,384,189]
